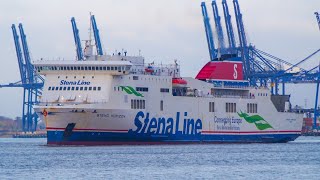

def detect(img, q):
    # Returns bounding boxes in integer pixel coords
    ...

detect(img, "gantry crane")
[0,24,43,132]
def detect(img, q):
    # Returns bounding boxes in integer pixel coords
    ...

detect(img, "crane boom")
[11,24,27,84]
[233,0,247,48]
[91,15,104,56]
[211,0,225,51]
[18,24,34,83]
[285,49,320,73]
[71,17,83,60]
[222,0,236,50]
[233,0,250,80]
[201,2,216,61]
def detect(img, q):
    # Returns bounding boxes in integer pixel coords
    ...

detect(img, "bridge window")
[107,66,110,70]
[84,87,88,91]
[63,87,67,91]
[48,87,51,91]
[103,67,106,70]
[133,76,139,80]
[98,87,101,91]
[93,87,97,91]
[76,87,79,91]
[89,87,92,91]
[67,87,71,91]
[59,87,63,91]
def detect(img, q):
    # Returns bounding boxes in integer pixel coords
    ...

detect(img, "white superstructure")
[33,51,303,145]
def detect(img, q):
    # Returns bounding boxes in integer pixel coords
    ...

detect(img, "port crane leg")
[314,65,320,130]
[22,89,26,132]
[313,12,320,131]
[314,81,319,130]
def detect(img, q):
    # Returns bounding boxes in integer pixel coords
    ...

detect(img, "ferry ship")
[33,25,303,146]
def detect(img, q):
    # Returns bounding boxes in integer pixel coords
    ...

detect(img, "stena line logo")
[60,80,91,86]
[129,111,202,135]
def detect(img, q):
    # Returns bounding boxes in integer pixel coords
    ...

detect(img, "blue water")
[0,137,319,179]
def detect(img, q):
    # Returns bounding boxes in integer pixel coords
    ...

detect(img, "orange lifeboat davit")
[172,78,187,87]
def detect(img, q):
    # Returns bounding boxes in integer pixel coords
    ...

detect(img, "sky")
[0,0,319,118]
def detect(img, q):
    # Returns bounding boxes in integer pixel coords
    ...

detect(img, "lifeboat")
[172,78,187,87]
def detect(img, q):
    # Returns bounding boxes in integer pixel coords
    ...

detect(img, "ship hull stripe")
[46,131,300,145]
[46,127,300,134]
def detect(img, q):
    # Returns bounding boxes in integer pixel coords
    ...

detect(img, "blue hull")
[47,131,300,145]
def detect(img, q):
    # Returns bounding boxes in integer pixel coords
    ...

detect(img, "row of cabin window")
[131,99,145,109]
[136,87,148,92]
[160,88,170,93]
[37,66,130,72]
[247,103,258,113]
[257,93,268,96]
[130,76,170,82]
[209,102,258,113]
[48,86,101,91]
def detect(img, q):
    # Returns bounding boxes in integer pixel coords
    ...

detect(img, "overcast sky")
[0,0,319,118]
